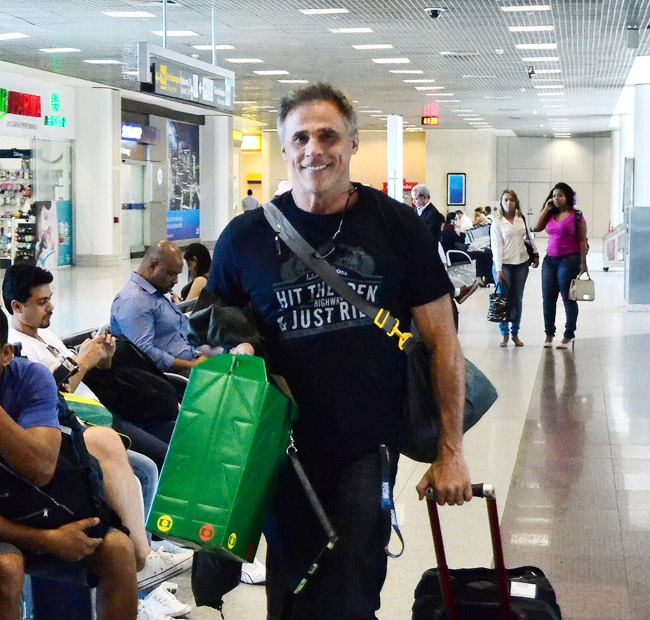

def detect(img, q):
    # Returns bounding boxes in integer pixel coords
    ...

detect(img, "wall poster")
[166,120,200,241]
[447,173,466,207]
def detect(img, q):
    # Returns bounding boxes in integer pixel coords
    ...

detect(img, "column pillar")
[74,87,121,266]
[386,115,403,202]
[200,115,234,244]
[627,83,650,307]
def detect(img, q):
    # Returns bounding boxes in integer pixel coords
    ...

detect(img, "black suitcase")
[412,483,562,620]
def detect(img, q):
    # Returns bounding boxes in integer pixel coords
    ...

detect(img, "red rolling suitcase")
[412,483,562,620]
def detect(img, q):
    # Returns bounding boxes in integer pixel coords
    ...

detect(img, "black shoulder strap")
[261,202,416,353]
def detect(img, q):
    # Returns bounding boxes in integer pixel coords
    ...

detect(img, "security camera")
[425,7,446,18]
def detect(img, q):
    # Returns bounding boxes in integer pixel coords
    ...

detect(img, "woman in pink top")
[533,182,589,349]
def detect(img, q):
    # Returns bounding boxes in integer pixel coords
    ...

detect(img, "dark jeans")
[267,450,398,620]
[111,416,173,472]
[541,252,581,339]
[492,261,529,336]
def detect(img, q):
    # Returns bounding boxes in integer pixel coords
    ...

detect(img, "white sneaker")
[137,548,194,591]
[240,558,266,585]
[137,599,174,620]
[144,582,192,618]
[151,539,192,554]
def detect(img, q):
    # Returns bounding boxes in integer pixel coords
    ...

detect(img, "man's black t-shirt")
[207,184,453,464]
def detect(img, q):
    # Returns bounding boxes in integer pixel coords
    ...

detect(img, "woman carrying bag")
[532,182,588,349]
[490,189,539,347]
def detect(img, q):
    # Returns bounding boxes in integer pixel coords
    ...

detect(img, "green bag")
[62,393,114,427]
[147,354,298,562]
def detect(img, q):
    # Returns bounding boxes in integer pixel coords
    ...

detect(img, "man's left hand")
[416,446,472,506]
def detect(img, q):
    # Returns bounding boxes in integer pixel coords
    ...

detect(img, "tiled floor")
[41,240,650,619]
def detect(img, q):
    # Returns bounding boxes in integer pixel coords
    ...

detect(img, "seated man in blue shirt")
[111,240,207,374]
[0,310,139,620]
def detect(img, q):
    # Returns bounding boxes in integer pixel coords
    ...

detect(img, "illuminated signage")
[121,123,143,141]
[44,115,68,127]
[422,116,439,126]
[0,88,42,119]
[51,92,61,112]
[152,61,233,110]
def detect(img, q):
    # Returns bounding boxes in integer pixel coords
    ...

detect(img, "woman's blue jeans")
[492,261,529,337]
[541,252,581,339]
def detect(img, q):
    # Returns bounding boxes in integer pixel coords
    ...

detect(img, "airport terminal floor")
[43,239,650,620]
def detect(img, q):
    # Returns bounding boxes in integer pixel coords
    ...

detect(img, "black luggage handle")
[425,484,515,620]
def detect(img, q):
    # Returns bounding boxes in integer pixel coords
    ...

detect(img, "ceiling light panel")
[103,11,155,17]
[192,44,235,50]
[352,44,393,50]
[151,30,199,37]
[390,70,423,74]
[372,58,410,64]
[516,43,557,50]
[225,58,264,63]
[0,33,30,40]
[254,70,289,75]
[299,8,349,15]
[329,28,373,34]
[39,47,80,53]
[508,25,554,32]
[501,5,551,11]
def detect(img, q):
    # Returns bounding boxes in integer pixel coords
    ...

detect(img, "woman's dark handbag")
[522,216,538,266]
[487,283,511,323]
[261,202,498,464]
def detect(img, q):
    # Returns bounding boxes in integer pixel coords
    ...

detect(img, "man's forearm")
[430,337,465,456]
[0,514,57,554]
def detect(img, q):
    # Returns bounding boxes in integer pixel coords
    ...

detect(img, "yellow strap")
[62,393,107,409]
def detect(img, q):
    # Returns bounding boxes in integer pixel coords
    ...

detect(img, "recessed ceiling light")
[501,4,551,11]
[537,92,565,96]
[192,44,235,50]
[254,70,289,75]
[462,74,496,78]
[372,58,410,64]
[359,110,382,113]
[543,104,565,108]
[152,30,199,37]
[535,69,562,74]
[235,100,257,104]
[0,32,30,40]
[439,50,480,57]
[521,56,559,62]
[353,44,393,50]
[434,99,461,102]
[403,79,436,83]
[84,59,122,64]
[390,70,423,74]
[329,27,373,34]
[225,58,264,63]
[300,8,349,14]
[103,11,155,17]
[516,43,557,50]
[495,48,504,54]
[415,86,445,90]
[534,84,564,89]
[39,47,80,53]
[278,79,309,83]
[509,25,554,32]
[431,92,454,96]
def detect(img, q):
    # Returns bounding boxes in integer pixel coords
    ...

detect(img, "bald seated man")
[110,240,207,374]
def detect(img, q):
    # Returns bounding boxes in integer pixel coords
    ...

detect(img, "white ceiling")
[1,0,649,136]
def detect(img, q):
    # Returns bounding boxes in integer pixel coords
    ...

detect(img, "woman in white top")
[490,189,539,347]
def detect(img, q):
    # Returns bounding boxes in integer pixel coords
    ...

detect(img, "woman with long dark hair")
[490,189,539,347]
[180,242,212,301]
[532,182,588,349]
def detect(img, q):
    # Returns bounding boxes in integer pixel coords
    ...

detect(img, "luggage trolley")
[602,222,626,271]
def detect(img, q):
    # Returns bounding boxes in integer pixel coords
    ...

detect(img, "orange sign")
[422,116,439,126]
[199,524,215,542]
